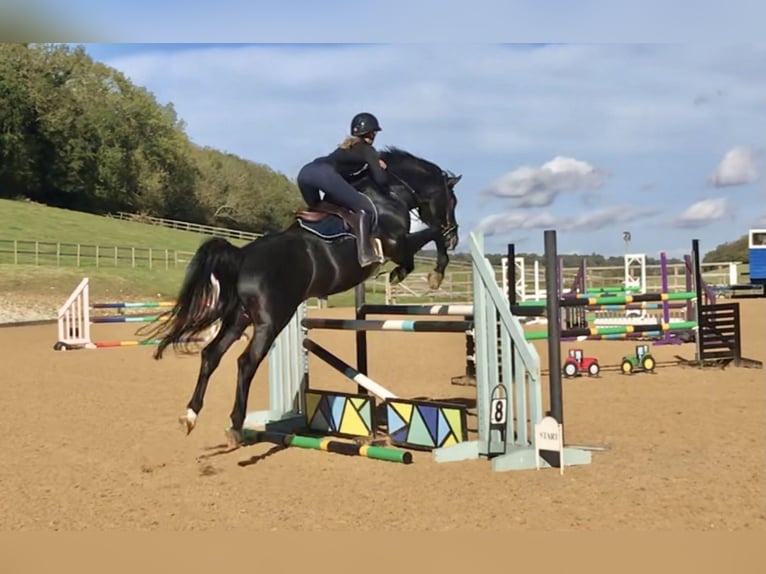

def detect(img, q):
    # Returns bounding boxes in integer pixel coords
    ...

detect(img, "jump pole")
[301,318,473,332]
[359,304,475,316]
[302,338,398,400]
[243,429,413,464]
[524,320,698,341]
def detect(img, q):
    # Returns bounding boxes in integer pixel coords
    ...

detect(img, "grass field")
[0,198,239,251]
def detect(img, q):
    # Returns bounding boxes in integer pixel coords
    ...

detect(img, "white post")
[534,260,541,300]
[729,262,738,286]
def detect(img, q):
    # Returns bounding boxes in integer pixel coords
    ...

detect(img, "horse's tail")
[147,237,244,359]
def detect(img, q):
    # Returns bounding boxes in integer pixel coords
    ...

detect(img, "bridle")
[386,167,458,241]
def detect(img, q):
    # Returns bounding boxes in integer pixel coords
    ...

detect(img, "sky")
[7,0,763,257]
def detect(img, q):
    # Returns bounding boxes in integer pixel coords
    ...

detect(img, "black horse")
[145,147,461,446]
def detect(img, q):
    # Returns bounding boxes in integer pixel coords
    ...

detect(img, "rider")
[296,112,388,267]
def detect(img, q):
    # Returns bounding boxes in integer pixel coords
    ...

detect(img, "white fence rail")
[0,239,190,270]
[109,212,263,242]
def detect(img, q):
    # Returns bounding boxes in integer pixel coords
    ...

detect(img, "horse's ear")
[447,174,462,188]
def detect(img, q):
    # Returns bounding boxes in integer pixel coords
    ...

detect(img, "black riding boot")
[354,210,382,267]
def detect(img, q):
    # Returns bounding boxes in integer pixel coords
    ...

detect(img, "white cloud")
[674,198,732,228]
[99,43,766,177]
[708,146,762,187]
[560,205,661,232]
[480,156,608,208]
[477,205,660,237]
[476,211,560,236]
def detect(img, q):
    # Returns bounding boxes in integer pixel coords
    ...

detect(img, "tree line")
[0,43,303,233]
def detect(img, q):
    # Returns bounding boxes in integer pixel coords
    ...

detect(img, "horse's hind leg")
[180,309,250,435]
[225,303,299,447]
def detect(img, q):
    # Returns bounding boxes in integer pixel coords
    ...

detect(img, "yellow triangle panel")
[443,407,465,440]
[349,396,373,430]
[390,400,414,424]
[441,432,458,447]
[338,399,372,437]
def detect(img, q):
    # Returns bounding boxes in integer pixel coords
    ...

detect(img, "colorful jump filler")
[53,277,218,350]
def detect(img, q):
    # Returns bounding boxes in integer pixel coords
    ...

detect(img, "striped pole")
[91,315,168,323]
[302,339,398,400]
[360,304,475,316]
[559,291,697,307]
[561,330,677,342]
[91,301,175,309]
[586,302,688,311]
[584,285,641,295]
[243,430,413,464]
[301,318,472,333]
[360,303,545,319]
[93,337,203,348]
[524,320,697,341]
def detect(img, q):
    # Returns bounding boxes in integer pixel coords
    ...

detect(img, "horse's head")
[380,147,461,250]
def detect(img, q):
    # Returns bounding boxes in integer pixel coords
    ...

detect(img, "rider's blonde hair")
[338,135,363,150]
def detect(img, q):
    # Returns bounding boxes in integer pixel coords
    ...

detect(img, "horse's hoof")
[225,428,243,449]
[389,268,407,285]
[428,271,444,290]
[178,408,197,435]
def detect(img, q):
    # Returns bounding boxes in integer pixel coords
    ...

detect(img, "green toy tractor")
[621,344,656,375]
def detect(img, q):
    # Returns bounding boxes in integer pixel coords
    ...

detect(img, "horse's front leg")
[428,234,450,290]
[387,232,418,285]
[394,228,449,290]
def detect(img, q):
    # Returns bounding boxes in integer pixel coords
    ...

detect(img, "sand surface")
[1,300,764,531]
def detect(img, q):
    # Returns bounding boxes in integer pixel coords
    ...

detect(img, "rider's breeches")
[297,161,375,214]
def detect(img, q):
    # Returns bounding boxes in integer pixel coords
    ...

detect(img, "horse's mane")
[382,146,455,181]
[381,146,443,178]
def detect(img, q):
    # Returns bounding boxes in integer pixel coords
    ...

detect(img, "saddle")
[295,201,358,231]
[295,201,385,266]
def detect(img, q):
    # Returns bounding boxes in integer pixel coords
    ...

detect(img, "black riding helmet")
[350,112,382,137]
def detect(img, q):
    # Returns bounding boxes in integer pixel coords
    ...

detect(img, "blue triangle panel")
[331,396,346,429]
[390,424,409,443]
[318,396,338,432]
[417,404,439,443]
[436,408,450,446]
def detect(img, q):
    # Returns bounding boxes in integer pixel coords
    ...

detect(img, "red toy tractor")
[562,348,600,378]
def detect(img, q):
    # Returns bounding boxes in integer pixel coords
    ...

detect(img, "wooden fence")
[109,212,263,243]
[0,239,191,270]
